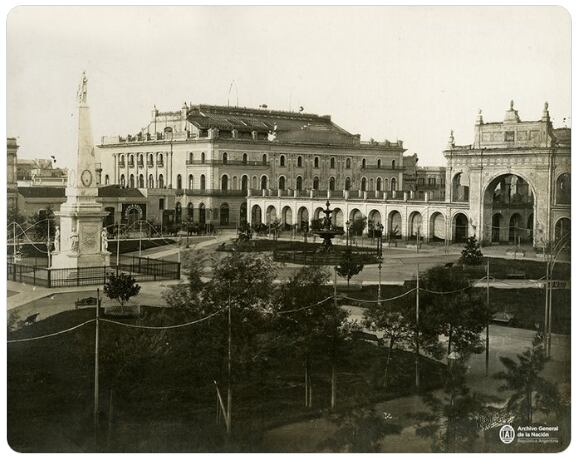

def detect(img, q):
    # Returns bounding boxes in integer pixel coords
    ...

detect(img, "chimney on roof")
[542,101,551,123]
[475,108,483,125]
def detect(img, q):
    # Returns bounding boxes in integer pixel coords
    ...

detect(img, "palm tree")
[494,333,560,424]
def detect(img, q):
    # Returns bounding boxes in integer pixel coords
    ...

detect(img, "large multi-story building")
[97,104,413,228]
[248,102,571,248]
[7,138,18,217]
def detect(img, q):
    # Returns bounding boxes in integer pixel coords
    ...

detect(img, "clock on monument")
[81,169,93,187]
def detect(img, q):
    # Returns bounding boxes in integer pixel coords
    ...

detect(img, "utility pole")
[331,267,337,410]
[415,264,420,390]
[47,218,51,268]
[116,222,121,266]
[377,258,382,308]
[486,259,490,376]
[94,288,101,450]
[226,290,232,435]
[416,225,420,254]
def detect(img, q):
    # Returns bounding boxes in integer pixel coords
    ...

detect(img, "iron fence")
[7,255,180,288]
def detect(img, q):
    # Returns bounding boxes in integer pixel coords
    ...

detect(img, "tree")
[494,333,561,424]
[162,250,207,311]
[336,249,364,288]
[104,273,141,310]
[321,408,402,452]
[28,207,55,241]
[363,309,414,388]
[350,217,367,237]
[459,236,483,265]
[415,364,491,452]
[419,266,490,356]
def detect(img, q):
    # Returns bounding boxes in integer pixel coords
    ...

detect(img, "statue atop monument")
[77,71,88,105]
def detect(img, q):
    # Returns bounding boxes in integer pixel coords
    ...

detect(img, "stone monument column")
[52,72,110,269]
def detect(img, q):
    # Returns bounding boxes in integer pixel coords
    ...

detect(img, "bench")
[75,296,98,309]
[24,313,39,326]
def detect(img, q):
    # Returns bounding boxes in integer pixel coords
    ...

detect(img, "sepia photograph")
[4,4,572,454]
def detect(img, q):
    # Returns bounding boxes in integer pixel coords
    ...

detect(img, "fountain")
[313,200,343,252]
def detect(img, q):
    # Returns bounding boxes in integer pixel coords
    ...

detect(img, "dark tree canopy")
[459,236,483,265]
[104,273,141,307]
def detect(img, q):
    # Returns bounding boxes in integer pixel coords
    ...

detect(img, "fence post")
[33,266,36,285]
[47,267,51,288]
[176,261,180,279]
[77,267,80,287]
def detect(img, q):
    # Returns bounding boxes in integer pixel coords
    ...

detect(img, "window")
[361,177,367,191]
[391,178,397,191]
[158,174,164,188]
[314,157,319,168]
[297,156,303,168]
[158,154,164,166]
[148,154,153,165]
[252,176,257,189]
[391,160,396,169]
[159,198,165,210]
[504,131,515,142]
[345,177,351,190]
[223,152,228,164]
[296,176,303,191]
[330,157,335,169]
[280,155,286,167]
[120,174,125,187]
[329,177,335,191]
[362,158,366,169]
[313,176,320,190]
[138,174,144,188]
[129,174,135,188]
[428,177,436,186]
[377,159,381,168]
[262,154,267,165]
[188,174,193,189]
[242,175,248,191]
[201,152,206,164]
[261,175,268,190]
[119,154,125,165]
[278,176,286,190]
[148,174,154,188]
[129,155,134,167]
[189,152,193,162]
[242,153,248,164]
[187,202,194,220]
[376,177,381,191]
[418,178,425,185]
[232,176,238,190]
[176,174,182,189]
[346,158,351,169]
[104,174,109,185]
[221,174,228,191]
[200,174,206,190]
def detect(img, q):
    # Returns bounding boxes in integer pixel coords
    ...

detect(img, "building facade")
[7,138,18,217]
[97,104,413,228]
[247,102,571,248]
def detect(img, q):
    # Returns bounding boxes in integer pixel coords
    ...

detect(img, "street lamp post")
[345,220,352,247]
[544,234,569,357]
[377,256,383,308]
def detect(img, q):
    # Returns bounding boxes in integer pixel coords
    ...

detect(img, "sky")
[6,5,571,166]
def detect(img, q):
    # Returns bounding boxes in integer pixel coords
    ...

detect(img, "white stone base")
[51,251,111,270]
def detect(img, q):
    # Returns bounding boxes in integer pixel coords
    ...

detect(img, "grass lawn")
[8,307,444,453]
[343,285,570,335]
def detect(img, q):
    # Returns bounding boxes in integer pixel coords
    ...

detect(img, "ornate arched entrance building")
[246,102,570,249]
[444,102,570,247]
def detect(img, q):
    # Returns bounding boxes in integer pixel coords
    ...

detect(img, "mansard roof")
[187,104,359,145]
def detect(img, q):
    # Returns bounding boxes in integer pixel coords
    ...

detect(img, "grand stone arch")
[481,171,537,245]
[429,211,446,242]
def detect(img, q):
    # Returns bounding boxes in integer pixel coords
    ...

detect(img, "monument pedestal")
[52,201,110,269]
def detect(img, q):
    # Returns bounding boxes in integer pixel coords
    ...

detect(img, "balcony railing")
[176,189,247,197]
[146,161,154,168]
[186,159,270,167]
[156,160,164,167]
[118,162,125,168]
[360,165,405,171]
